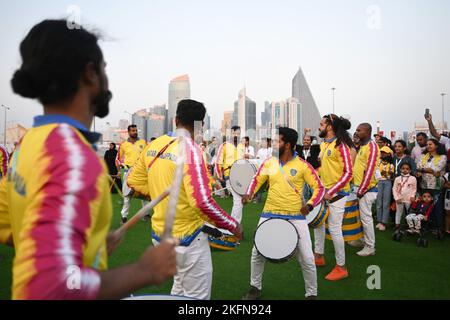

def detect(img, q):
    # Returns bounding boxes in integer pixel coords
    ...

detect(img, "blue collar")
[324,137,337,143]
[279,151,299,166]
[33,115,101,145]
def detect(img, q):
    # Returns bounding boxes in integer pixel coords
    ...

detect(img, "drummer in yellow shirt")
[353,123,380,257]
[128,100,242,300]
[314,114,353,281]
[0,19,177,299]
[214,126,246,223]
[115,125,147,224]
[241,127,325,300]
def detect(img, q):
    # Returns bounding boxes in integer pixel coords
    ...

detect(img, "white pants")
[406,214,425,230]
[314,196,347,267]
[153,232,212,300]
[396,202,411,225]
[251,218,317,298]
[226,179,243,224]
[121,196,147,218]
[359,192,377,248]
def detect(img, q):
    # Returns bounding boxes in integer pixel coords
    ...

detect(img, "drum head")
[306,203,322,225]
[123,295,196,300]
[254,219,299,262]
[229,160,258,196]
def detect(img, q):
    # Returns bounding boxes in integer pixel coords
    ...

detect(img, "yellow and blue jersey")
[128,134,238,244]
[318,138,353,196]
[354,140,380,194]
[0,115,112,300]
[116,138,147,168]
[246,155,325,217]
[214,142,245,179]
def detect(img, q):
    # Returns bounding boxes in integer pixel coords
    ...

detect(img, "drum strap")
[278,163,301,196]
[147,138,177,170]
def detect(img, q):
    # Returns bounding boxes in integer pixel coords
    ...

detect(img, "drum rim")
[253,218,299,263]
[124,294,199,300]
[229,159,258,196]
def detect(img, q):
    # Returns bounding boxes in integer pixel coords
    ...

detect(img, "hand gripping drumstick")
[162,128,190,241]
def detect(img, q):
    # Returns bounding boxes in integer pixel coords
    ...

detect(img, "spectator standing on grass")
[375,146,395,231]
[416,138,447,201]
[392,163,417,231]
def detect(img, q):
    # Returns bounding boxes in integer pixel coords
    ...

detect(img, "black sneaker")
[121,217,128,225]
[305,295,317,300]
[242,286,261,300]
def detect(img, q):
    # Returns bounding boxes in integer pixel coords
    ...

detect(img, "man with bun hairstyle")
[314,114,353,281]
[2,19,177,300]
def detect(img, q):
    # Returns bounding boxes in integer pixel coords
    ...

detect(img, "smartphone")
[425,108,430,117]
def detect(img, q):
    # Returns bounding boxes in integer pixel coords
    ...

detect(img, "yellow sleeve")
[127,145,150,198]
[0,177,12,245]
[301,162,325,208]
[246,158,271,196]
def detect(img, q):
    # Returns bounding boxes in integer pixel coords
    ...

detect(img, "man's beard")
[272,145,285,157]
[129,133,138,139]
[92,76,113,119]
[319,129,327,139]
[233,136,238,145]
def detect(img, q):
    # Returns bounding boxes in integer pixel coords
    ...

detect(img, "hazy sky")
[1,0,449,135]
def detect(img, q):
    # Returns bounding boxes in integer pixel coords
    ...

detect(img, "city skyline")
[0,0,449,138]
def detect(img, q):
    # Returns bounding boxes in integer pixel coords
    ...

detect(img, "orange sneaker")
[325,265,348,281]
[314,254,326,267]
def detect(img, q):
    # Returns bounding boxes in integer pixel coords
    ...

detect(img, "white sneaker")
[348,239,365,248]
[378,224,386,231]
[357,246,376,257]
[375,223,381,230]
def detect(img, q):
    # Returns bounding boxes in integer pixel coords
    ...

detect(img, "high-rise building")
[271,100,288,128]
[168,74,191,132]
[292,67,321,135]
[118,119,129,130]
[261,101,271,127]
[205,113,211,131]
[146,114,166,140]
[132,109,149,140]
[222,111,233,137]
[234,87,256,138]
[150,104,167,116]
[149,104,168,134]
[270,98,302,143]
[287,98,303,143]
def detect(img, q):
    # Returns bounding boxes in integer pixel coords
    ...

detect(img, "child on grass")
[392,162,417,230]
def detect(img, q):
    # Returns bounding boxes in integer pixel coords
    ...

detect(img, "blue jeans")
[376,180,392,224]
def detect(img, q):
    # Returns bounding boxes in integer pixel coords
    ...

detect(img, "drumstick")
[109,177,116,192]
[108,174,124,197]
[212,187,228,195]
[162,128,189,241]
[113,187,171,237]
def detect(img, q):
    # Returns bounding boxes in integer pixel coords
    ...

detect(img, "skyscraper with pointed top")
[292,67,321,135]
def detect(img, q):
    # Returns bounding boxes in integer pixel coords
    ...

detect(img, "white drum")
[229,159,258,196]
[122,170,133,197]
[306,202,329,228]
[123,295,196,300]
[254,218,299,263]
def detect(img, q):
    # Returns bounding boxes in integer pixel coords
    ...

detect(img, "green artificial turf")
[1,194,449,300]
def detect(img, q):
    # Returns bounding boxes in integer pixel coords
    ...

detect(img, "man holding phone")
[425,109,450,152]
